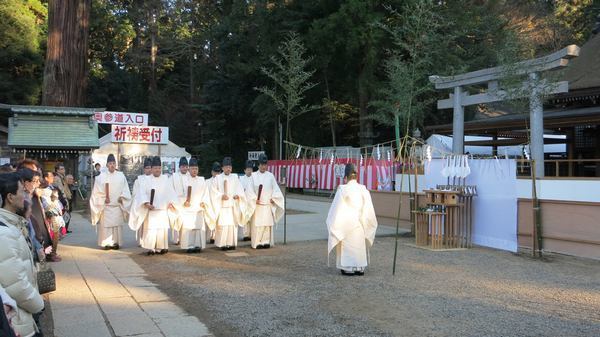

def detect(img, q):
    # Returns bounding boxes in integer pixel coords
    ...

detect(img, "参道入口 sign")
[95,111,149,126]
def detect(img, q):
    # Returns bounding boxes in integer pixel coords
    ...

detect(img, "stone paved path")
[49,212,212,337]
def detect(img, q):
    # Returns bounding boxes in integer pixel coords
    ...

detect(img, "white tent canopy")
[92,133,190,168]
[426,134,566,158]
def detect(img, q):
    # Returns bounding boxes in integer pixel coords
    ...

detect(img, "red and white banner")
[111,125,169,144]
[268,159,396,191]
[95,111,148,125]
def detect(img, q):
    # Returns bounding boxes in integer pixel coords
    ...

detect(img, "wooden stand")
[415,187,476,250]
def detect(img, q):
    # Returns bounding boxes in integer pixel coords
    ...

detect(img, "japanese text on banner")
[111,125,169,144]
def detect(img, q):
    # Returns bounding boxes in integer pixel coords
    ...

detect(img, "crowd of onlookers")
[0,159,75,337]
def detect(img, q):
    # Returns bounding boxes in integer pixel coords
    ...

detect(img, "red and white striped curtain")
[267,158,395,191]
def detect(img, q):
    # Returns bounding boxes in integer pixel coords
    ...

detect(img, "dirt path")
[131,238,600,337]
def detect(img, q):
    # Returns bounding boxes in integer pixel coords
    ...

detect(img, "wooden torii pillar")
[429,45,580,177]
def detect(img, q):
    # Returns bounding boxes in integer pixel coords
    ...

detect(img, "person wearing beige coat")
[0,173,45,337]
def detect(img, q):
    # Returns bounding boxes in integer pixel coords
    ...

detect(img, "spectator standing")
[53,164,71,232]
[0,172,45,337]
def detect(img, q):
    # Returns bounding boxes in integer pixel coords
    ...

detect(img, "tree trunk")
[42,0,91,106]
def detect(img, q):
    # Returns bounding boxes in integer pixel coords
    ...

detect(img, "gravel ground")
[131,238,600,337]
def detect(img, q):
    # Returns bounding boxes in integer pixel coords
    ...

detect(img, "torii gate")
[429,45,580,177]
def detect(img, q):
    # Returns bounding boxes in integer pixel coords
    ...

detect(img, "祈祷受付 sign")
[95,111,148,126]
[111,125,169,144]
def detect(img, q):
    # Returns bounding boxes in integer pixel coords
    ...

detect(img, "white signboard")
[111,125,169,144]
[94,111,148,125]
[248,151,265,160]
[334,164,345,178]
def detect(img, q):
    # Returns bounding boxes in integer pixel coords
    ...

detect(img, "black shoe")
[228,246,236,251]
[243,237,251,241]
[194,247,202,253]
[66,230,72,234]
[210,239,215,244]
[256,244,264,249]
[221,246,228,251]
[112,244,120,250]
[354,271,365,276]
[146,251,155,256]
[186,248,194,253]
[103,246,111,251]
[263,244,270,249]
[341,270,355,276]
[159,249,168,254]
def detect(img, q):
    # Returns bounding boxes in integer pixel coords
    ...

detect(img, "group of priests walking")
[89,153,378,276]
[90,154,285,255]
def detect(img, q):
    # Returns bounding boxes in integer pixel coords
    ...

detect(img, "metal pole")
[529,72,545,178]
[452,86,464,154]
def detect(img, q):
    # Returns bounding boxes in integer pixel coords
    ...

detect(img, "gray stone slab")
[49,292,96,310]
[54,321,112,337]
[155,316,211,337]
[109,312,161,336]
[97,296,139,315]
[118,276,157,288]
[126,286,169,303]
[52,305,106,329]
[140,301,186,319]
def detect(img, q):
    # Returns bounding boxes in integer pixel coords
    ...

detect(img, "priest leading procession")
[90,152,377,276]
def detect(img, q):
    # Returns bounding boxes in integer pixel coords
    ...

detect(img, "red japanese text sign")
[111,125,169,144]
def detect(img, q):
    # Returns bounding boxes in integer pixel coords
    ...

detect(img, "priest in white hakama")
[176,158,212,253]
[170,157,190,244]
[204,162,221,244]
[245,154,284,249]
[326,163,378,276]
[239,160,255,241]
[131,156,178,255]
[90,154,132,250]
[129,157,152,245]
[209,157,246,250]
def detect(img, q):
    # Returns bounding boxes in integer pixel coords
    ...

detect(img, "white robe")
[326,180,378,272]
[170,171,190,243]
[245,171,285,248]
[209,173,246,247]
[131,174,177,250]
[129,174,150,243]
[204,177,218,241]
[90,171,132,247]
[239,174,253,238]
[175,176,212,249]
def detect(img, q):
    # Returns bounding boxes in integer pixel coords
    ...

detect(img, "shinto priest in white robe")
[245,169,284,248]
[129,158,152,244]
[204,161,222,243]
[209,171,246,248]
[170,157,190,243]
[90,166,132,247]
[174,171,212,250]
[239,162,254,239]
[130,168,178,251]
[326,177,378,273]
